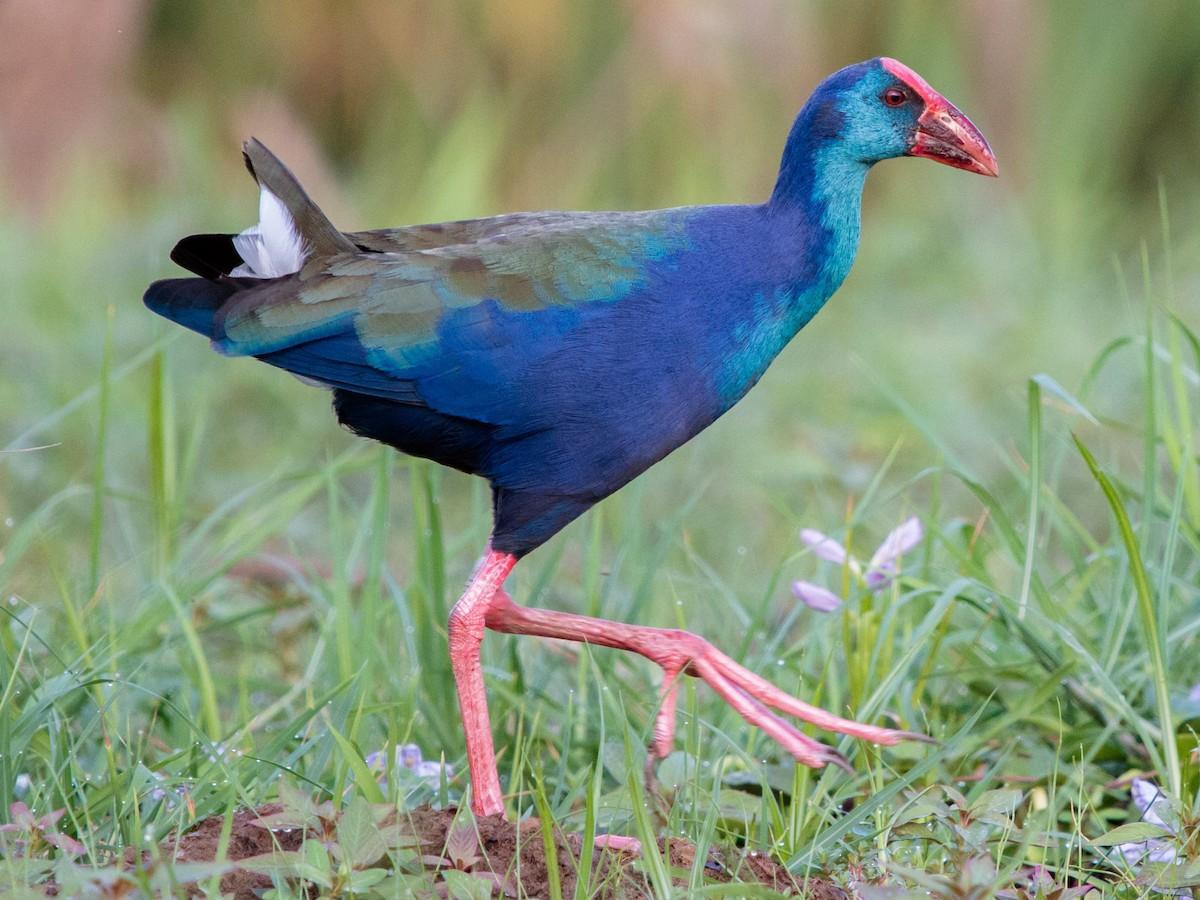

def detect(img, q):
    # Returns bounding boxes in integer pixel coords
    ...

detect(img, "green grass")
[2,217,1198,894]
[2,4,1200,890]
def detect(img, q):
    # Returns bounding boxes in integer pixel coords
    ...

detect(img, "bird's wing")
[348,212,592,253]
[212,210,692,424]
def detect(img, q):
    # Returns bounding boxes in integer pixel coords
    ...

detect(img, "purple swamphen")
[145,57,996,817]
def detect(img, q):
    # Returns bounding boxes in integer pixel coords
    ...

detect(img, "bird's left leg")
[447,549,516,817]
[483,591,923,773]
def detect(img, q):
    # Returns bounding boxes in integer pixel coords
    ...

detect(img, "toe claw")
[823,747,854,775]
[888,729,937,746]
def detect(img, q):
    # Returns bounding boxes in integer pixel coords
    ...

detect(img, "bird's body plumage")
[145,58,997,817]
[147,66,879,554]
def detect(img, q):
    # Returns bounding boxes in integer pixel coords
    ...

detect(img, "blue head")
[770,57,997,209]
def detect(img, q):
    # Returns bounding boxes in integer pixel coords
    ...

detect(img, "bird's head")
[814,57,997,177]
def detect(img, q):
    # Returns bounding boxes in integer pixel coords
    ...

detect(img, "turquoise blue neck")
[787,153,868,305]
[713,134,870,409]
[769,98,871,307]
[766,136,870,338]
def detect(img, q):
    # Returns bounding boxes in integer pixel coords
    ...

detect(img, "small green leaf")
[375,823,422,852]
[655,750,694,791]
[891,822,940,841]
[240,849,331,890]
[442,868,494,900]
[940,785,968,809]
[1137,860,1200,888]
[968,788,1022,819]
[336,795,388,868]
[895,791,952,825]
[147,861,236,895]
[961,854,998,887]
[276,780,319,825]
[295,840,333,888]
[715,789,761,826]
[239,850,306,876]
[375,872,441,895]
[445,815,481,870]
[348,867,388,891]
[1091,822,1171,845]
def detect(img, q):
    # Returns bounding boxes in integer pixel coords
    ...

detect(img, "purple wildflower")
[789,581,843,612]
[1116,779,1178,867]
[791,517,923,612]
[365,743,454,792]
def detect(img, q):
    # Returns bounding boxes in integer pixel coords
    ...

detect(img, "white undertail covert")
[230,187,307,278]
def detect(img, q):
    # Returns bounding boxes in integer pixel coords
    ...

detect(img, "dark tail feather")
[170,233,244,280]
[143,277,240,338]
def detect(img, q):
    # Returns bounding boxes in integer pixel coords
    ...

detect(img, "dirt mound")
[164,803,845,898]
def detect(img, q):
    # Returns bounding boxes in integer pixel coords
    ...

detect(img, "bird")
[145,57,996,818]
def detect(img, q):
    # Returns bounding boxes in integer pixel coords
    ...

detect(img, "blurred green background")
[4,0,1199,535]
[1,0,1199,873]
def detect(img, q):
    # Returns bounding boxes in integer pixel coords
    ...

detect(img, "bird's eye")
[883,88,907,107]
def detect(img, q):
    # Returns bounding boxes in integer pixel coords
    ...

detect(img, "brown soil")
[162,803,847,899]
[163,803,303,897]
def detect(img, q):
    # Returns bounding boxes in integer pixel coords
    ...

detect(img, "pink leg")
[483,591,925,770]
[449,549,926,817]
[447,549,516,817]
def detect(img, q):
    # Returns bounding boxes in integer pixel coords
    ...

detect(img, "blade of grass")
[1018,378,1042,620]
[1165,318,1200,528]
[327,721,385,804]
[1073,432,1179,799]
[88,305,114,595]
[162,584,221,741]
[573,759,602,900]
[532,765,564,900]
[625,724,671,898]
[1138,242,1157,553]
[147,350,177,575]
